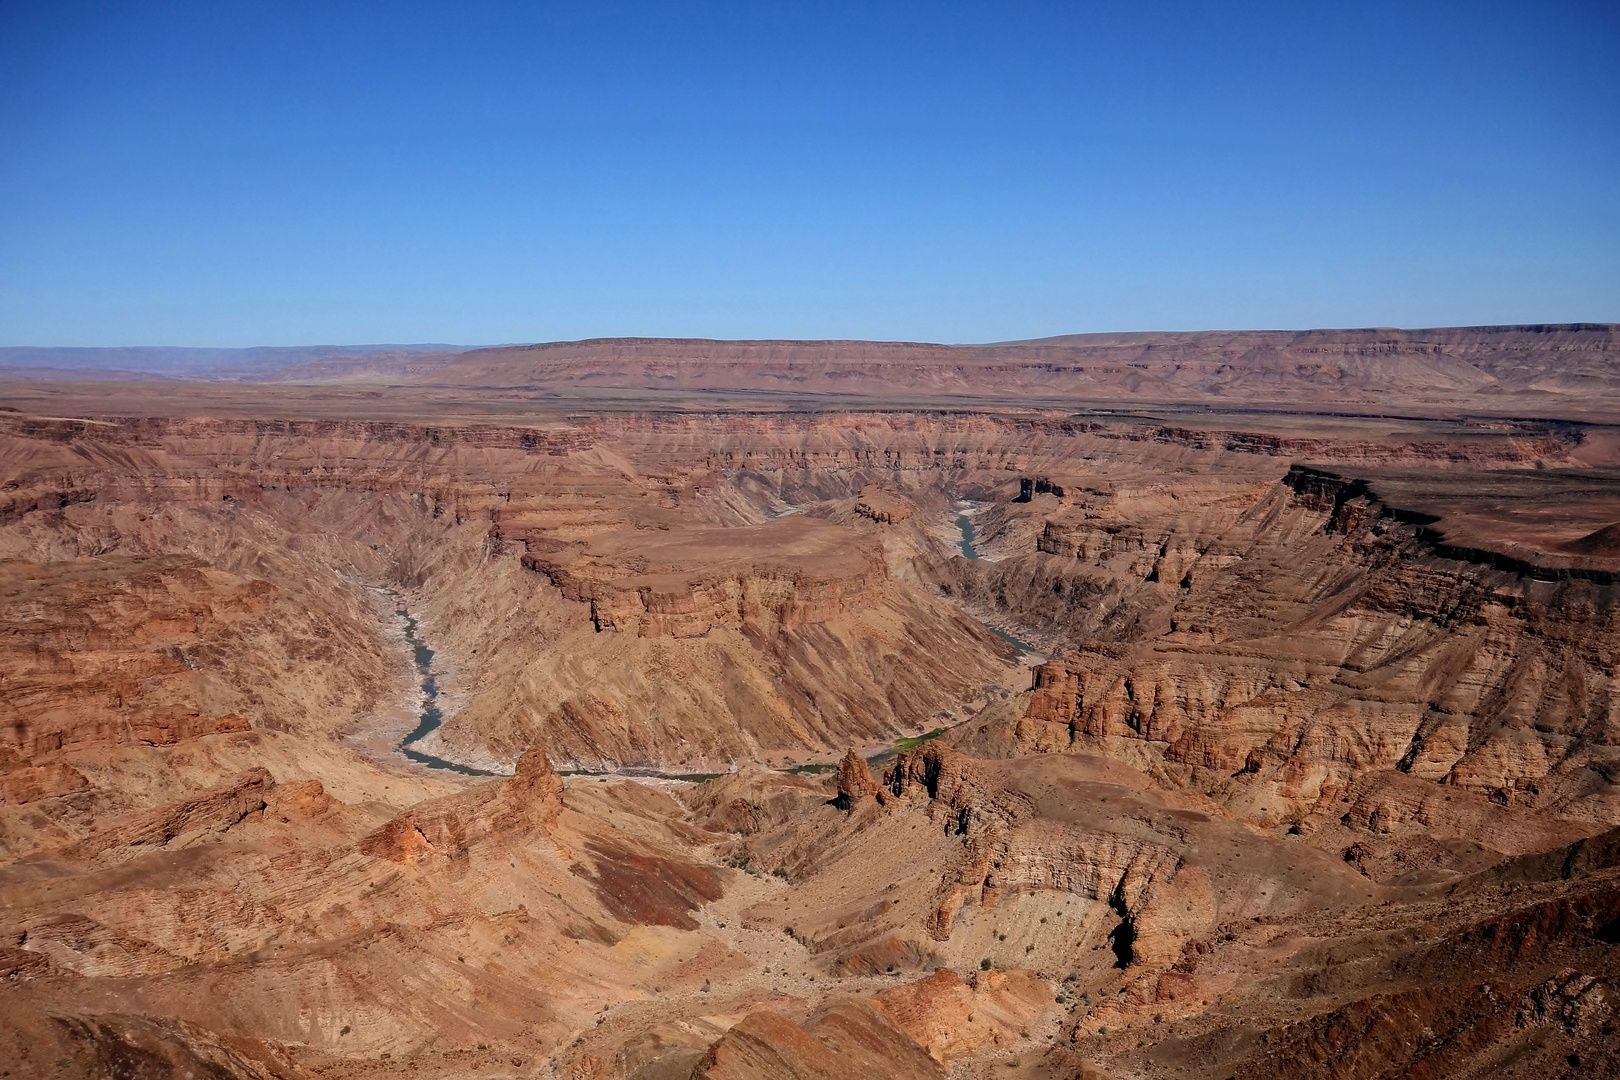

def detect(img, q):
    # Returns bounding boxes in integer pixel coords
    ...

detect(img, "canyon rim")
[2,326,1619,1078]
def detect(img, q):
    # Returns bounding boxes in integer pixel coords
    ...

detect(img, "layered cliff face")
[420,325,1620,418]
[0,556,376,763]
[3,382,1620,1080]
[930,463,1620,837]
[0,412,1029,774]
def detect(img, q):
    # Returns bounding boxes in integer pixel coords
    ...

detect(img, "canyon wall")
[3,381,1619,1080]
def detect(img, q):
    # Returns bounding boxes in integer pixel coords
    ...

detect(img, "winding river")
[953,506,1042,656]
[385,509,1040,780]
[395,607,497,776]
[954,509,980,559]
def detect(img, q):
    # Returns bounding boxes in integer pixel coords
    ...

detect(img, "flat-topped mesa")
[1283,463,1620,582]
[497,515,889,637]
[854,483,914,525]
[417,325,1620,418]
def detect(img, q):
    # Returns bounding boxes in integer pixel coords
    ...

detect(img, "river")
[395,606,498,776]
[952,505,1043,657]
[385,508,1039,781]
[954,510,979,558]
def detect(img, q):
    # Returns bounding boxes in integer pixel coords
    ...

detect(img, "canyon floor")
[3,327,1620,1079]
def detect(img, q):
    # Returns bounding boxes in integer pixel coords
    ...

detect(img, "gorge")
[2,326,1619,1079]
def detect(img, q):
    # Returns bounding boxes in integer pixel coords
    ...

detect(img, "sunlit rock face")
[3,332,1620,1080]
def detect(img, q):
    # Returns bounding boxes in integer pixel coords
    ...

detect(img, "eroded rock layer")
[2,364,1619,1079]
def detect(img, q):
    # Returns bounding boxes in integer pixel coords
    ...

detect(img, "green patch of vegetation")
[980,957,993,970]
[786,761,835,774]
[893,728,947,751]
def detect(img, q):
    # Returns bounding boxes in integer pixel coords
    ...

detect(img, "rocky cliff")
[3,377,1619,1079]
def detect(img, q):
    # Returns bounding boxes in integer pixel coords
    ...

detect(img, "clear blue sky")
[2,1,1616,346]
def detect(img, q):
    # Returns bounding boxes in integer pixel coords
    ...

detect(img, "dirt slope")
[1,364,1618,1077]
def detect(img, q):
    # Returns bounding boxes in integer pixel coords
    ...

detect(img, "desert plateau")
[0,325,1614,1078]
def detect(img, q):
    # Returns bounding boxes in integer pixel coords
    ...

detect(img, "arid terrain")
[3,325,1619,1079]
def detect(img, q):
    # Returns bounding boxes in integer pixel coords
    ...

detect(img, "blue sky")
[1,1,1616,346]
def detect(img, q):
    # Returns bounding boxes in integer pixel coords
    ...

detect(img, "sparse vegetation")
[893,728,947,751]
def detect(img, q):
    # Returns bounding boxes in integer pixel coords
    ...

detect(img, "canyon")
[2,325,1618,1079]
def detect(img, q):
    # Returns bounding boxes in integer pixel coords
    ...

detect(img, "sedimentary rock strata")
[2,332,1618,1078]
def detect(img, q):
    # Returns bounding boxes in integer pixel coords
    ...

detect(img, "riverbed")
[952,504,1043,657]
[378,506,1044,783]
[393,606,498,776]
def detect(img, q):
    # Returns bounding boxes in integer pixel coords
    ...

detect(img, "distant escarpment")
[418,324,1620,417]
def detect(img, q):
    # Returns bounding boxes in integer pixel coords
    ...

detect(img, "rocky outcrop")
[940,466,1620,830]
[884,744,1034,830]
[0,761,89,805]
[689,1000,943,1080]
[854,485,914,525]
[1015,477,1065,502]
[872,966,1054,1061]
[69,769,273,865]
[498,745,565,830]
[834,749,879,809]
[877,747,1209,961]
[359,745,564,864]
